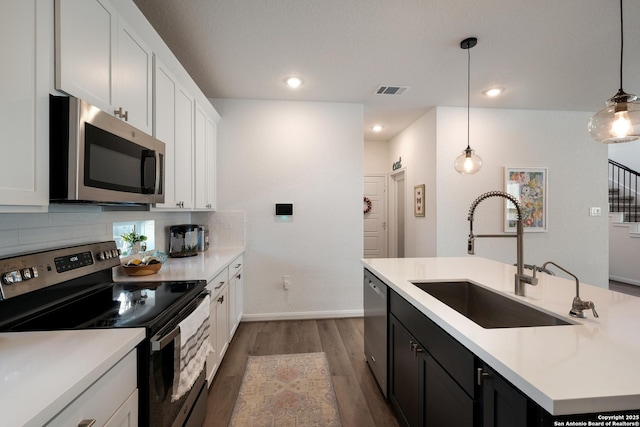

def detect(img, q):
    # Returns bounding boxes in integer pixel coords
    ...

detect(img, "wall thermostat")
[275,203,293,216]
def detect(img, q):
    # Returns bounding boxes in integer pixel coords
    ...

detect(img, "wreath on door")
[363,197,372,214]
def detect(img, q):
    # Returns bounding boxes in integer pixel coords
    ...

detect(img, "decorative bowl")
[120,250,168,276]
[121,262,162,276]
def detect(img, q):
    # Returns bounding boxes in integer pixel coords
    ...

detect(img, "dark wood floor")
[609,280,640,297]
[203,318,400,427]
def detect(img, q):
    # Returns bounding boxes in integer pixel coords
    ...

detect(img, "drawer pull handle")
[113,107,128,121]
[477,367,491,385]
[78,420,96,427]
[234,263,241,268]
[214,281,225,289]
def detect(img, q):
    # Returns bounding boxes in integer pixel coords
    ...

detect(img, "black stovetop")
[0,241,206,335]
[0,278,206,335]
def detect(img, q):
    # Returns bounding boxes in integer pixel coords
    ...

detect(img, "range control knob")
[97,252,106,261]
[21,268,32,280]
[2,271,22,285]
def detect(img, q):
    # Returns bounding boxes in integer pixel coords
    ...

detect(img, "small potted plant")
[121,228,147,255]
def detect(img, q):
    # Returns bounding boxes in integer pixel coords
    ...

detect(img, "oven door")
[148,292,209,427]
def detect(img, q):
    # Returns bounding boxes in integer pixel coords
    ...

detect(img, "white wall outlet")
[283,275,291,290]
[590,207,602,217]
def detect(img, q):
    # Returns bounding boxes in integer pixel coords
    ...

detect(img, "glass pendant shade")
[589,0,639,144]
[588,90,640,143]
[454,147,483,174]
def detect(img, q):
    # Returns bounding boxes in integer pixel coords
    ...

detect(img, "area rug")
[229,352,342,427]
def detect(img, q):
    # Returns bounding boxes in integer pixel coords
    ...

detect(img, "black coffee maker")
[169,224,199,257]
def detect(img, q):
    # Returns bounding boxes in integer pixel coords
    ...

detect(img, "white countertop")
[112,246,245,283]
[0,328,145,427]
[362,256,640,416]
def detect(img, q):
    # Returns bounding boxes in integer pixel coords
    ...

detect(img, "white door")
[389,170,406,258]
[364,175,388,258]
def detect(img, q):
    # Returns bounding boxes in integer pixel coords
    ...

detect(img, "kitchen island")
[362,256,640,420]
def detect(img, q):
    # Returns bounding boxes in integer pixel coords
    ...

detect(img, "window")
[113,220,155,256]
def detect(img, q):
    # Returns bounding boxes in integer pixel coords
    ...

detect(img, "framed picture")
[504,167,547,232]
[414,184,425,217]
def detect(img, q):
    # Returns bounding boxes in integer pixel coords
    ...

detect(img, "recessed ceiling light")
[285,76,303,88]
[371,124,383,132]
[483,87,504,97]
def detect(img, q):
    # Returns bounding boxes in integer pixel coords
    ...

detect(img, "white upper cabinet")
[174,86,195,209]
[195,102,218,210]
[115,19,153,133]
[153,57,194,210]
[205,116,218,210]
[55,0,152,134]
[0,0,49,210]
[153,57,177,208]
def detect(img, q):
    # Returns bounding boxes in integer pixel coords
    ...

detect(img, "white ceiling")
[132,0,640,141]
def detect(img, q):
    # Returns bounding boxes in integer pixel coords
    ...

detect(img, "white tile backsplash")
[0,208,245,257]
[191,210,245,248]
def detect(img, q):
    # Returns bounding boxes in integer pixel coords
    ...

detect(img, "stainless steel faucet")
[467,191,538,296]
[533,261,599,318]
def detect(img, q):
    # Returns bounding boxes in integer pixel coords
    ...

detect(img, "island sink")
[412,281,574,328]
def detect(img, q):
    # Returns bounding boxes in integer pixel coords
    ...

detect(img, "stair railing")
[609,159,640,222]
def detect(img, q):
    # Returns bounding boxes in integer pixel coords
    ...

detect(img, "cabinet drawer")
[208,268,229,297]
[47,350,137,426]
[230,254,243,277]
[390,289,476,397]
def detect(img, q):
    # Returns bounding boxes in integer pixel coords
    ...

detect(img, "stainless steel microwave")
[49,96,164,205]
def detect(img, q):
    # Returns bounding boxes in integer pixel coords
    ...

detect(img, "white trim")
[241,309,364,322]
[610,275,640,287]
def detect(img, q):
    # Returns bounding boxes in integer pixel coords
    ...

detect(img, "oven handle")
[150,290,210,352]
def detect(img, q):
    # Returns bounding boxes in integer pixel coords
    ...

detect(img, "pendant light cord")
[619,0,624,91]
[467,43,471,150]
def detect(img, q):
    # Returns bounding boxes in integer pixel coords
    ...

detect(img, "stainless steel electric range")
[0,241,209,427]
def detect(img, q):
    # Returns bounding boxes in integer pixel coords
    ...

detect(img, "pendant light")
[454,37,483,174]
[588,0,640,144]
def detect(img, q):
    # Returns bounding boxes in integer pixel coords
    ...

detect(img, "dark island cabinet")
[389,288,548,427]
[390,315,475,427]
[389,314,422,427]
[389,290,477,427]
[479,362,529,427]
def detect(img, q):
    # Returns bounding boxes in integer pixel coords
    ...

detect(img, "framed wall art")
[504,167,547,232]
[414,184,425,217]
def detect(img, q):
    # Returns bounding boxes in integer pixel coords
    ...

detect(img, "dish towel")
[172,294,213,402]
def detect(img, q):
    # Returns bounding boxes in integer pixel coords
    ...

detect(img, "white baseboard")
[241,309,364,322]
[610,275,640,287]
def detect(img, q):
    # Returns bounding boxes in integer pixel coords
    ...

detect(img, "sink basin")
[412,281,573,329]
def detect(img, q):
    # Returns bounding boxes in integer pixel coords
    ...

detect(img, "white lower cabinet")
[205,254,244,387]
[206,269,229,386]
[228,255,244,339]
[105,389,138,427]
[215,284,230,364]
[46,350,138,426]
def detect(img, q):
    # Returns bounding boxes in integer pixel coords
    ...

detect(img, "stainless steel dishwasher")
[364,268,388,397]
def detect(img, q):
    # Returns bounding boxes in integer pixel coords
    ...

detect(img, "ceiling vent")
[375,85,409,96]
